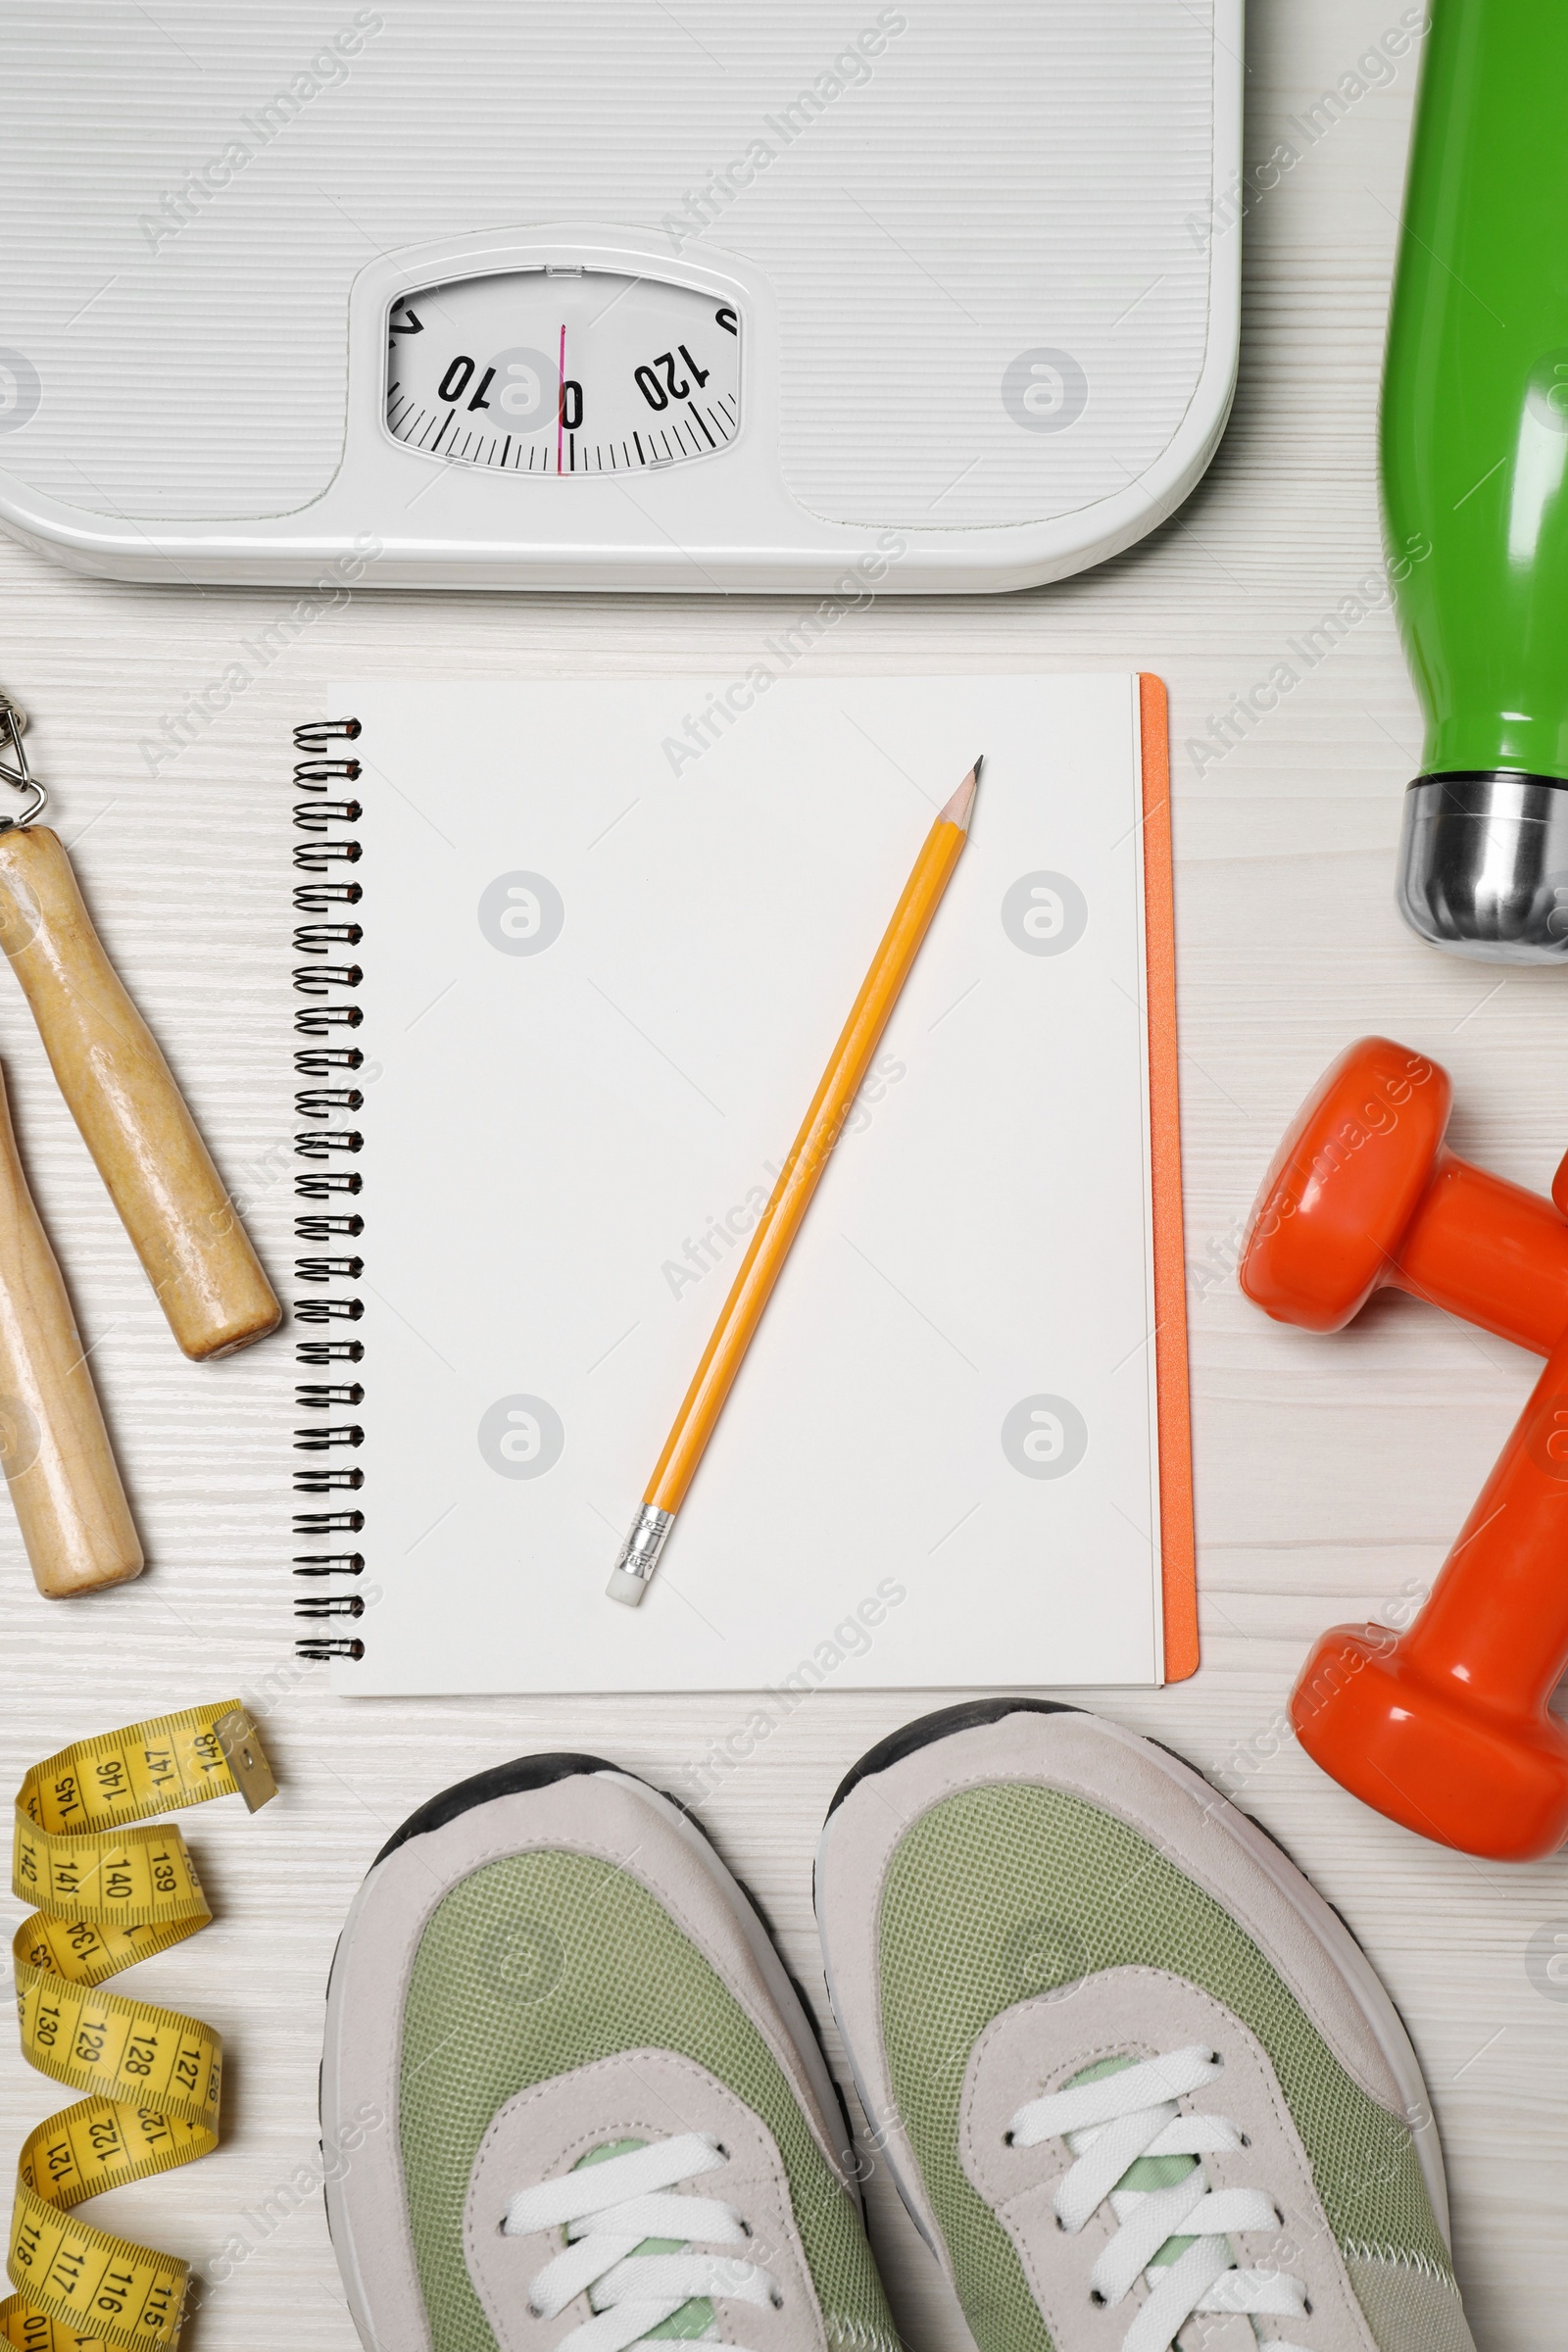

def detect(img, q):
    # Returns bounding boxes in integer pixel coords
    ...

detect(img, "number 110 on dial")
[385,267,741,476]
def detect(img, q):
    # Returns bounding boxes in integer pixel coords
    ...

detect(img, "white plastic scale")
[0,3,1240,594]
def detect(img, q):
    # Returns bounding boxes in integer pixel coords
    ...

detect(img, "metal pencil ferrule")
[607,1503,675,1607]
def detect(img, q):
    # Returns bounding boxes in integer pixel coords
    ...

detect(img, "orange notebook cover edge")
[1139,674,1199,1682]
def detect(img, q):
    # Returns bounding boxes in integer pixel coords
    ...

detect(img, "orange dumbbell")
[1242,1035,1568,1860]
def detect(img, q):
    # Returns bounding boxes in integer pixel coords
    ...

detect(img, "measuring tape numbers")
[3,1705,275,2352]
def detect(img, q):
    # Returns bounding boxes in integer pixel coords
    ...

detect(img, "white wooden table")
[2,4,1564,2346]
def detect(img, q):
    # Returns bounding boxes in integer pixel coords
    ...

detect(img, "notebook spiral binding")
[291,719,368,1663]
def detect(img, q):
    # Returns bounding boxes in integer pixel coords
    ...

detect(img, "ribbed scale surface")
[0,1,1214,528]
[400,1849,895,2352]
[876,1784,1453,2352]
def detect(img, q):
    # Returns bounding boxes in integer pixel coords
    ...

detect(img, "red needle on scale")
[557,322,565,475]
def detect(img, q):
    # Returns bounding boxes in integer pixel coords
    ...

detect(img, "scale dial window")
[386,268,740,476]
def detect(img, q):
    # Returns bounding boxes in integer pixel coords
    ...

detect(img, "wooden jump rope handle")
[0,1059,142,1595]
[0,826,280,1362]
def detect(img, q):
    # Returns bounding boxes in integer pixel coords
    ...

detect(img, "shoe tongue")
[1063,2056,1200,2267]
[577,2136,648,2169]
[571,2137,715,2341]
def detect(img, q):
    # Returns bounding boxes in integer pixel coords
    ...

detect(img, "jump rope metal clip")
[0,692,49,831]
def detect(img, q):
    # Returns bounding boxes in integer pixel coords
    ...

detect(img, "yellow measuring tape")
[3,1705,275,2352]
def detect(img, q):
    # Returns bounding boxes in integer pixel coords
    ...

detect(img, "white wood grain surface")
[3,4,1565,2347]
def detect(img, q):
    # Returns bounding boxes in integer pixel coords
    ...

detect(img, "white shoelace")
[1007,2045,1312,2352]
[503,2130,781,2352]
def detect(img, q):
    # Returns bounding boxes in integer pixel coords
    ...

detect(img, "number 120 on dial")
[385,267,741,476]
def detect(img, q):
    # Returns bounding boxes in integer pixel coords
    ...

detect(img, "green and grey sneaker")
[815,1698,1476,2352]
[322,1753,898,2352]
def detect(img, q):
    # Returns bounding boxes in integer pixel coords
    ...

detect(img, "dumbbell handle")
[1397,1325,1568,1720]
[1395,1152,1568,1356]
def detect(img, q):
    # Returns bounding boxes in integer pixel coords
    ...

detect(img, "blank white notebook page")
[328,675,1164,1692]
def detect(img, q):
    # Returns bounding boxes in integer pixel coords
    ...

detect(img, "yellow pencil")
[608,757,982,1606]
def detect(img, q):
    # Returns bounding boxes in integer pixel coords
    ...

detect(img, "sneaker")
[322,1752,899,2352]
[814,1698,1476,2352]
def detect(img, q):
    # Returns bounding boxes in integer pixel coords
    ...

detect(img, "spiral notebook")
[291,675,1194,1694]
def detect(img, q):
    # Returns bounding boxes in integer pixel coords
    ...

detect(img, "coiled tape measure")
[3,1705,274,2351]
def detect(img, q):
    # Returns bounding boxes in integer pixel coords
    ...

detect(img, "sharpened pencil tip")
[940,757,982,830]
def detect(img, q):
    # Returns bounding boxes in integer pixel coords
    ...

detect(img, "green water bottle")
[1386,0,1568,958]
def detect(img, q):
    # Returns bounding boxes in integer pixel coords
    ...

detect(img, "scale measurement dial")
[385,268,741,477]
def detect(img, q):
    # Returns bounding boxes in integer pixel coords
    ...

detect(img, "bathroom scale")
[0,2,1241,594]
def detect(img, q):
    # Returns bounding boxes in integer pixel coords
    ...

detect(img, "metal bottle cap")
[1396,772,1568,962]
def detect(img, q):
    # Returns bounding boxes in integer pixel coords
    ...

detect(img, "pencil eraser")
[606,1567,649,1608]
